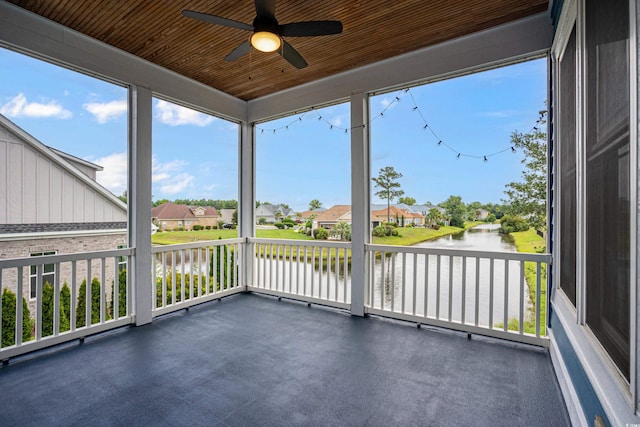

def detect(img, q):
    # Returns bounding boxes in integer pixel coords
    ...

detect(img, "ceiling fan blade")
[280,21,343,37]
[254,0,276,18]
[225,40,251,61]
[280,40,307,69]
[182,10,253,32]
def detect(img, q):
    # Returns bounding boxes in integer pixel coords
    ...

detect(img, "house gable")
[0,115,127,225]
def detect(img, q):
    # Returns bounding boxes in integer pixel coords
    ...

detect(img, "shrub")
[499,215,530,234]
[430,224,441,230]
[76,278,109,327]
[192,224,203,231]
[175,227,185,231]
[486,213,497,223]
[1,288,33,347]
[314,228,329,240]
[205,225,211,230]
[42,281,71,337]
[373,225,400,237]
[110,269,127,318]
[449,216,465,228]
[274,222,285,229]
[282,218,296,228]
[258,218,267,225]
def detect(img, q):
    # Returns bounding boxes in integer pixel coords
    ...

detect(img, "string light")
[255,87,546,162]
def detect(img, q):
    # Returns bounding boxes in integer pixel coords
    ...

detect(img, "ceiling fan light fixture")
[251,31,281,52]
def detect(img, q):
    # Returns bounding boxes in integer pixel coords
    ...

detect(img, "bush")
[192,224,203,231]
[282,218,296,228]
[274,222,285,229]
[258,217,267,225]
[175,227,185,231]
[110,269,127,318]
[76,278,109,327]
[2,288,33,347]
[499,215,530,234]
[373,224,399,237]
[314,228,329,240]
[430,224,441,230]
[42,281,71,337]
[205,225,211,230]
[486,213,497,223]
[449,216,465,228]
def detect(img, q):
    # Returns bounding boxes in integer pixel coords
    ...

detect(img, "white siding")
[0,128,126,224]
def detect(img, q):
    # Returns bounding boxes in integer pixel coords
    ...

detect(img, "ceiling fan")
[182,0,343,69]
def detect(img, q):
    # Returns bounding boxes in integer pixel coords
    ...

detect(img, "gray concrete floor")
[0,293,569,426]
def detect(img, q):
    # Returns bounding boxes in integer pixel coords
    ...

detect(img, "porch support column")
[632,0,639,412]
[129,85,153,326]
[239,120,255,289]
[350,92,370,316]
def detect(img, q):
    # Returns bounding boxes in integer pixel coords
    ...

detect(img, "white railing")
[151,238,244,317]
[248,238,351,310]
[366,244,551,346]
[0,248,134,360]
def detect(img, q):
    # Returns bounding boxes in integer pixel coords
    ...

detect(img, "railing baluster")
[71,262,76,331]
[475,257,480,327]
[436,255,441,319]
[311,246,316,297]
[36,264,42,340]
[319,247,324,299]
[519,260,525,335]
[189,249,194,300]
[401,252,406,314]
[53,261,61,335]
[390,252,396,312]
[461,257,467,325]
[536,262,541,337]
[171,251,176,304]
[412,252,417,315]
[343,248,348,303]
[100,257,106,323]
[489,258,495,329]
[504,260,509,332]
[180,249,186,300]
[303,245,308,296]
[380,252,385,310]
[424,254,429,318]
[448,255,453,322]
[205,246,210,295]
[16,267,23,346]
[86,259,92,327]
[113,257,119,321]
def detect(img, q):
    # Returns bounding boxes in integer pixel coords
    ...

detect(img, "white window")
[30,251,56,300]
[178,221,183,227]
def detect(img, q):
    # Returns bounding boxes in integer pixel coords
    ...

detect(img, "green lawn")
[508,228,547,335]
[371,222,480,246]
[153,224,481,246]
[152,228,313,245]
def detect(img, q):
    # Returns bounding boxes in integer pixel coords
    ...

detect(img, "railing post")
[239,120,255,289]
[350,92,370,316]
[129,85,153,326]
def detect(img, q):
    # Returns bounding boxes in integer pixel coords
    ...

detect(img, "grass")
[371,222,480,246]
[507,228,547,336]
[151,228,313,245]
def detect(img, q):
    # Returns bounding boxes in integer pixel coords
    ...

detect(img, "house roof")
[5,1,549,101]
[151,202,219,220]
[298,209,326,219]
[371,205,424,221]
[314,205,352,223]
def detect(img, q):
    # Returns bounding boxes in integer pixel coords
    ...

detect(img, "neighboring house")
[219,208,235,225]
[371,205,424,227]
[0,114,127,312]
[313,205,352,230]
[255,204,295,223]
[298,208,326,221]
[475,208,489,220]
[399,204,449,226]
[151,202,219,230]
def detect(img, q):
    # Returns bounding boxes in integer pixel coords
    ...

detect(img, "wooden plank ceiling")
[9,0,548,101]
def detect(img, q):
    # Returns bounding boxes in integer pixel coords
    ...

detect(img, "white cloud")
[0,93,72,119]
[83,99,127,123]
[92,152,128,196]
[155,100,215,127]
[160,173,194,195]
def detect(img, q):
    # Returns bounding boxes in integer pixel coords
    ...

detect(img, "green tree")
[1,288,33,347]
[110,269,127,318]
[331,222,352,241]
[309,199,322,210]
[398,196,416,206]
[42,281,71,337]
[439,195,467,228]
[425,208,444,227]
[232,209,238,225]
[76,278,105,327]
[503,112,547,231]
[372,166,404,223]
[118,190,127,204]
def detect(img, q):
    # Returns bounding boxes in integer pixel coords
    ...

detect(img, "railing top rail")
[366,243,552,263]
[0,247,135,269]
[151,238,245,253]
[248,237,351,249]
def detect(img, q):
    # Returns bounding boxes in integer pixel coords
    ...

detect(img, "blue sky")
[0,47,546,212]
